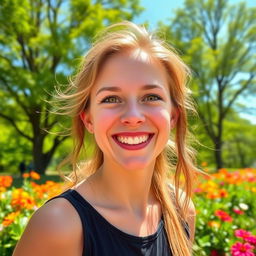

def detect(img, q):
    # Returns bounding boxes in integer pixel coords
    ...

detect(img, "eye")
[143,94,163,102]
[100,96,122,104]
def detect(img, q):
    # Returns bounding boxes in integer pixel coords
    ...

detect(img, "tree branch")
[45,135,68,162]
[0,112,33,141]
[0,77,31,117]
[222,73,255,118]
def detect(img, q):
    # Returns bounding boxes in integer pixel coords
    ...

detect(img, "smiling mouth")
[112,133,154,150]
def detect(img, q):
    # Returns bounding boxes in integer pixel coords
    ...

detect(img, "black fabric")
[46,189,190,256]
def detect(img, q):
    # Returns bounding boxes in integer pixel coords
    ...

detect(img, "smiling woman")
[12,21,199,256]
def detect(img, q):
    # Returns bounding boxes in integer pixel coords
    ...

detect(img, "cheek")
[150,107,171,147]
[150,107,171,129]
[92,108,119,136]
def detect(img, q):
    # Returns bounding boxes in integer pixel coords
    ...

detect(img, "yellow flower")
[208,221,220,229]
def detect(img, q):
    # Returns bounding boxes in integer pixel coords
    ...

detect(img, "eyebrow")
[96,84,164,96]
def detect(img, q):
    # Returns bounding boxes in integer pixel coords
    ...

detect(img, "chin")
[117,158,154,171]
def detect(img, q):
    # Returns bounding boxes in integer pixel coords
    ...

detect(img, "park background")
[0,0,255,255]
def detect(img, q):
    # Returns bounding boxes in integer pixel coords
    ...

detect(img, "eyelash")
[100,94,163,104]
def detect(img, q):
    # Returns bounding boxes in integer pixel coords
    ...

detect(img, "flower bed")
[0,172,62,256]
[0,168,255,255]
[194,168,256,255]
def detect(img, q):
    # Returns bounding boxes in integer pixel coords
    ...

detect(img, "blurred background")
[0,1,256,255]
[0,0,255,176]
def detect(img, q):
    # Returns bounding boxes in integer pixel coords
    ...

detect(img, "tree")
[0,0,143,174]
[223,114,256,168]
[159,0,256,168]
[0,120,32,174]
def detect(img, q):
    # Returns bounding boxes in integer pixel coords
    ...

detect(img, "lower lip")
[112,134,154,150]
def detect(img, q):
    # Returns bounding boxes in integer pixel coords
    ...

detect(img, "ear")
[80,111,94,134]
[170,107,179,129]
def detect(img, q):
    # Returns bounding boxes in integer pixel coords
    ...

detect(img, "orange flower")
[22,173,30,178]
[30,171,40,180]
[11,188,36,210]
[219,189,228,198]
[201,162,208,167]
[0,176,13,188]
[2,211,20,227]
[30,180,62,200]
[206,191,220,199]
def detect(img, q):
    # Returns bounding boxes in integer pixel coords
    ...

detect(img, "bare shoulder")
[12,197,83,256]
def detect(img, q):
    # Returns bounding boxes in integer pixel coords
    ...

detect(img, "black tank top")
[46,189,189,256]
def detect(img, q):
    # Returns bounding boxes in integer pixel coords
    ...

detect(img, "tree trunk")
[214,137,223,170]
[235,139,246,167]
[30,110,61,175]
[32,136,47,174]
[32,135,62,174]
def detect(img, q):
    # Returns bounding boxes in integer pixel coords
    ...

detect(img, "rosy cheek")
[150,107,171,123]
[94,108,119,131]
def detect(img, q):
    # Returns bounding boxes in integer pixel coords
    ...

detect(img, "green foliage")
[0,0,143,173]
[0,120,31,173]
[158,0,256,168]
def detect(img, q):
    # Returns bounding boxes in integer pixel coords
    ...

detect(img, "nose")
[120,101,145,126]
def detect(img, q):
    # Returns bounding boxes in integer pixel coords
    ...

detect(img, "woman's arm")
[12,198,83,256]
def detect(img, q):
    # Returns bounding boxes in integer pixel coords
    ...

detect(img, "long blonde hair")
[55,21,199,256]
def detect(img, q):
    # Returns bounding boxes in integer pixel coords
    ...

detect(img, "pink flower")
[235,229,252,239]
[245,235,256,245]
[233,209,244,215]
[194,187,203,193]
[231,242,254,256]
[215,210,233,222]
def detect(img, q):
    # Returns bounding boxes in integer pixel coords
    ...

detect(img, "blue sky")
[135,0,255,28]
[134,0,256,124]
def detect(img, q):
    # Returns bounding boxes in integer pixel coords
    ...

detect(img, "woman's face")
[82,49,177,171]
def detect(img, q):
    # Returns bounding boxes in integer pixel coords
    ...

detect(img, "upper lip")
[112,132,154,137]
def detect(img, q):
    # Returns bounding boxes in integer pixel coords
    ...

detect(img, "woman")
[13,21,198,256]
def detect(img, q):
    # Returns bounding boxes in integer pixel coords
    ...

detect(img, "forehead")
[92,50,169,94]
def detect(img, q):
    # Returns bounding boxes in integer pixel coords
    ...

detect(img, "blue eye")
[101,96,122,103]
[144,94,162,102]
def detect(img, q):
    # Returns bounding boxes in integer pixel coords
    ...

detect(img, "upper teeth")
[117,135,149,145]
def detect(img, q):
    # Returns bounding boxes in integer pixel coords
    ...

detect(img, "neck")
[91,159,157,218]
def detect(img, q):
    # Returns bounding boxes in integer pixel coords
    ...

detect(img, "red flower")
[210,250,220,256]
[215,210,233,222]
[231,242,254,256]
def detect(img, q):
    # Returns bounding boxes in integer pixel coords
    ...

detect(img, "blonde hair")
[55,21,199,256]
